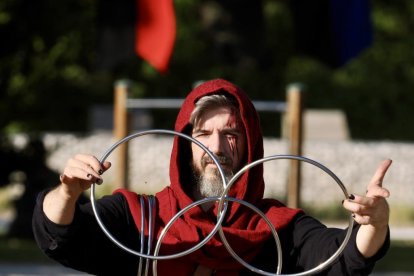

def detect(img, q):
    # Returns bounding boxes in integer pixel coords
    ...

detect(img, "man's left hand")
[343,159,392,227]
[343,159,392,258]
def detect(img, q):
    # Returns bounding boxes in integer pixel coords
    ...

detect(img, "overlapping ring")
[90,129,354,275]
[91,129,229,260]
[216,155,354,275]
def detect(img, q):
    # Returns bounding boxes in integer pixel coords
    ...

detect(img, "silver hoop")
[216,155,354,275]
[90,129,228,260]
[91,130,354,275]
[151,196,283,276]
[137,195,156,276]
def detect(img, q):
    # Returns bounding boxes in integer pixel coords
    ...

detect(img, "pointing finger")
[368,186,390,199]
[367,159,392,192]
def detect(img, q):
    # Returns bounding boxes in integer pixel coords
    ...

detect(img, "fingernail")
[98,169,103,175]
[87,173,92,179]
[97,179,103,185]
[59,174,64,180]
[349,194,355,200]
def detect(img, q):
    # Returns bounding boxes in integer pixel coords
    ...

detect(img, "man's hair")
[189,93,239,127]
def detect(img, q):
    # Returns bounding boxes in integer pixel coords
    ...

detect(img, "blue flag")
[290,0,373,68]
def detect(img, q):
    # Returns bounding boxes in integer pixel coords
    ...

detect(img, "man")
[33,79,391,275]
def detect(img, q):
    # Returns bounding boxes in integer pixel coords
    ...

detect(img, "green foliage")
[0,0,413,140]
[284,1,414,140]
[0,0,105,132]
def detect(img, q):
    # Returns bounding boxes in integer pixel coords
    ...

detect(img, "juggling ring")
[151,196,283,276]
[215,155,354,275]
[91,129,230,260]
[91,130,354,275]
[152,154,354,275]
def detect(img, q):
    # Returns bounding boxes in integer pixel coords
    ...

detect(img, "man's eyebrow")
[193,126,241,132]
[222,127,242,133]
[192,128,209,134]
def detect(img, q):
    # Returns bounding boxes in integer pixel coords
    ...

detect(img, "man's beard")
[195,168,233,197]
[192,155,238,197]
[192,155,234,198]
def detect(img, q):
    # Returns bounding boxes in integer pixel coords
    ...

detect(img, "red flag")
[135,0,176,73]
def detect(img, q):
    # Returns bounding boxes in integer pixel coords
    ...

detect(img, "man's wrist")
[56,184,81,204]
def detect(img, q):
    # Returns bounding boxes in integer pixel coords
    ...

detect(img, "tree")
[0,0,413,140]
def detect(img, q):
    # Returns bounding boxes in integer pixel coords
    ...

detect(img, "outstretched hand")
[343,159,392,228]
[60,154,111,199]
[43,154,111,225]
[342,159,392,258]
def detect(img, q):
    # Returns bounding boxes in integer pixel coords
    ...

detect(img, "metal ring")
[138,196,145,274]
[144,195,156,276]
[151,196,283,276]
[90,129,228,260]
[137,195,156,276]
[216,155,354,275]
[91,130,353,275]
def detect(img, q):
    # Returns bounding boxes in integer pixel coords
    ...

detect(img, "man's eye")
[226,133,237,139]
[193,133,208,138]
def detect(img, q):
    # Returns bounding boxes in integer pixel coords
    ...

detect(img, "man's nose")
[208,132,225,154]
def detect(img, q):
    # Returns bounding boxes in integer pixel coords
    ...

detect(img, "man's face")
[191,106,246,197]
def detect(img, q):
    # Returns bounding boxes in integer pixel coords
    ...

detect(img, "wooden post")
[286,83,304,208]
[113,79,131,189]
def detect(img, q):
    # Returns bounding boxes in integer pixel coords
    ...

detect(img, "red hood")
[170,79,265,217]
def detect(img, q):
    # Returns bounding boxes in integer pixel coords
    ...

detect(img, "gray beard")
[192,166,233,198]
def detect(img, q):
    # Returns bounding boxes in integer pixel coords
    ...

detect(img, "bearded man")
[33,79,391,275]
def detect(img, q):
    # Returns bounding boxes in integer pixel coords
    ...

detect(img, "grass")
[0,236,53,263]
[301,202,414,227]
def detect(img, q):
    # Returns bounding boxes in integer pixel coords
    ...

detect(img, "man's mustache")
[201,155,232,168]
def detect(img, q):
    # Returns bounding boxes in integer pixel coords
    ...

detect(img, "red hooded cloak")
[115,79,302,275]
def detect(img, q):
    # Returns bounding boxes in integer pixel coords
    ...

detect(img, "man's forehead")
[193,107,243,130]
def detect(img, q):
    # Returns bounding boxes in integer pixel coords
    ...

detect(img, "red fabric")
[135,0,176,73]
[115,79,302,275]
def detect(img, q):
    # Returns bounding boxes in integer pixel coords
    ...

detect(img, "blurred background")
[0,0,413,274]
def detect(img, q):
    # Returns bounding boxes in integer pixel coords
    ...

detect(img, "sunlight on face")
[191,106,246,198]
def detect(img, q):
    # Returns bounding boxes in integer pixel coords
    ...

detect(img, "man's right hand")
[60,154,111,200]
[43,154,111,225]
